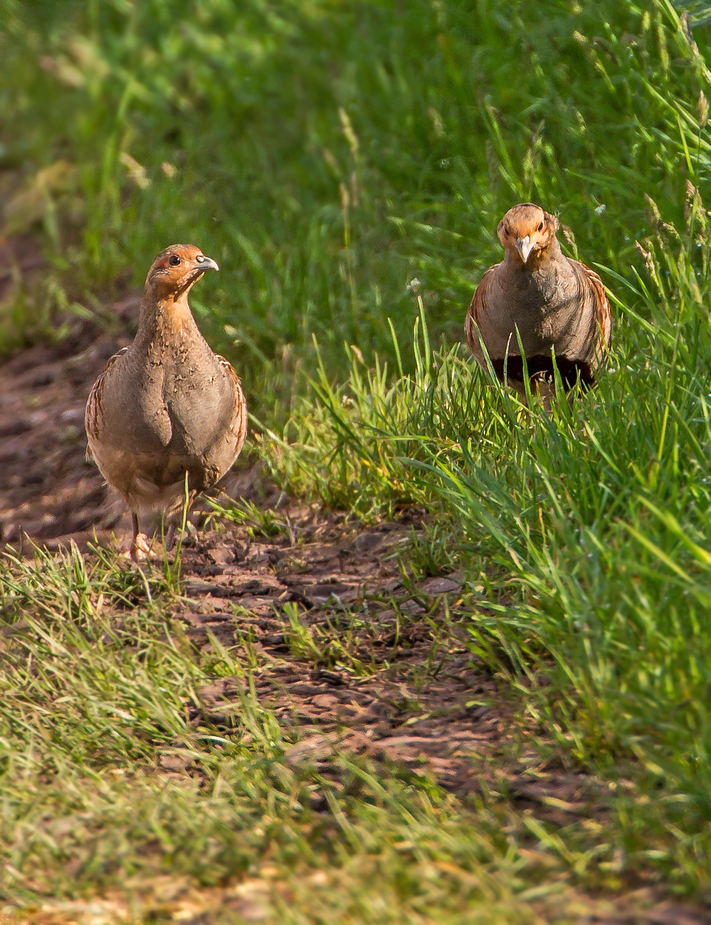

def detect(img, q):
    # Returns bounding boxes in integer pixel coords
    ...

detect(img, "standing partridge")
[465,203,611,401]
[85,244,247,559]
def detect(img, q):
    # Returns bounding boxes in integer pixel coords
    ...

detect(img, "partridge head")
[497,202,559,265]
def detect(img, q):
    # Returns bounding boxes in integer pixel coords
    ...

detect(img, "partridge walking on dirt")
[85,244,247,560]
[465,203,611,400]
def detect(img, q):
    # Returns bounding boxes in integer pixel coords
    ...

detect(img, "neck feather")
[136,290,196,343]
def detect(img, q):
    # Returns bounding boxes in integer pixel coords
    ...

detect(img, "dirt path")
[0,300,136,548]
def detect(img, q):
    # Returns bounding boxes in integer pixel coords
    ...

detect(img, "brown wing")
[84,346,129,458]
[216,354,248,460]
[464,262,501,371]
[579,261,612,355]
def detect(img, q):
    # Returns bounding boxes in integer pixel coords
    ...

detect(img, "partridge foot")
[129,532,153,562]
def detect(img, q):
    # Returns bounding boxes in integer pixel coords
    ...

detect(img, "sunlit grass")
[0,545,644,921]
[263,195,711,891]
[4,0,709,401]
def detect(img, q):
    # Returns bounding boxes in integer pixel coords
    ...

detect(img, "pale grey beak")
[195,254,219,272]
[515,235,534,264]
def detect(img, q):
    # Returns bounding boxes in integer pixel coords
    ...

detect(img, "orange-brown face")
[145,244,219,300]
[497,203,559,264]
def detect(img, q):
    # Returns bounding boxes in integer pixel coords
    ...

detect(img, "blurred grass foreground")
[3,0,711,919]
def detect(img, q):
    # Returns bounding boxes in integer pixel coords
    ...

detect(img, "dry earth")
[0,276,708,924]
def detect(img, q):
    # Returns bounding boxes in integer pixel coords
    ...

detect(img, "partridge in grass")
[85,244,247,560]
[465,203,611,401]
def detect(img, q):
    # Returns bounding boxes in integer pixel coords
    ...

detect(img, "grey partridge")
[465,203,611,401]
[85,244,247,559]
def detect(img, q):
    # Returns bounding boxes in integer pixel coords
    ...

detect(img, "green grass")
[3,0,711,918]
[260,212,711,888]
[0,544,638,923]
[4,0,710,398]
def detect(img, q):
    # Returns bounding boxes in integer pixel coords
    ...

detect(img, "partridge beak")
[195,254,219,272]
[515,235,534,264]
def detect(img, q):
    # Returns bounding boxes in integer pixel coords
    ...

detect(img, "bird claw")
[129,532,153,561]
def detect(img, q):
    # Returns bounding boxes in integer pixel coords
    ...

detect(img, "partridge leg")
[129,512,152,561]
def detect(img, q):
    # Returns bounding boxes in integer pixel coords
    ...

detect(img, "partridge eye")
[169,255,181,266]
[537,221,544,232]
